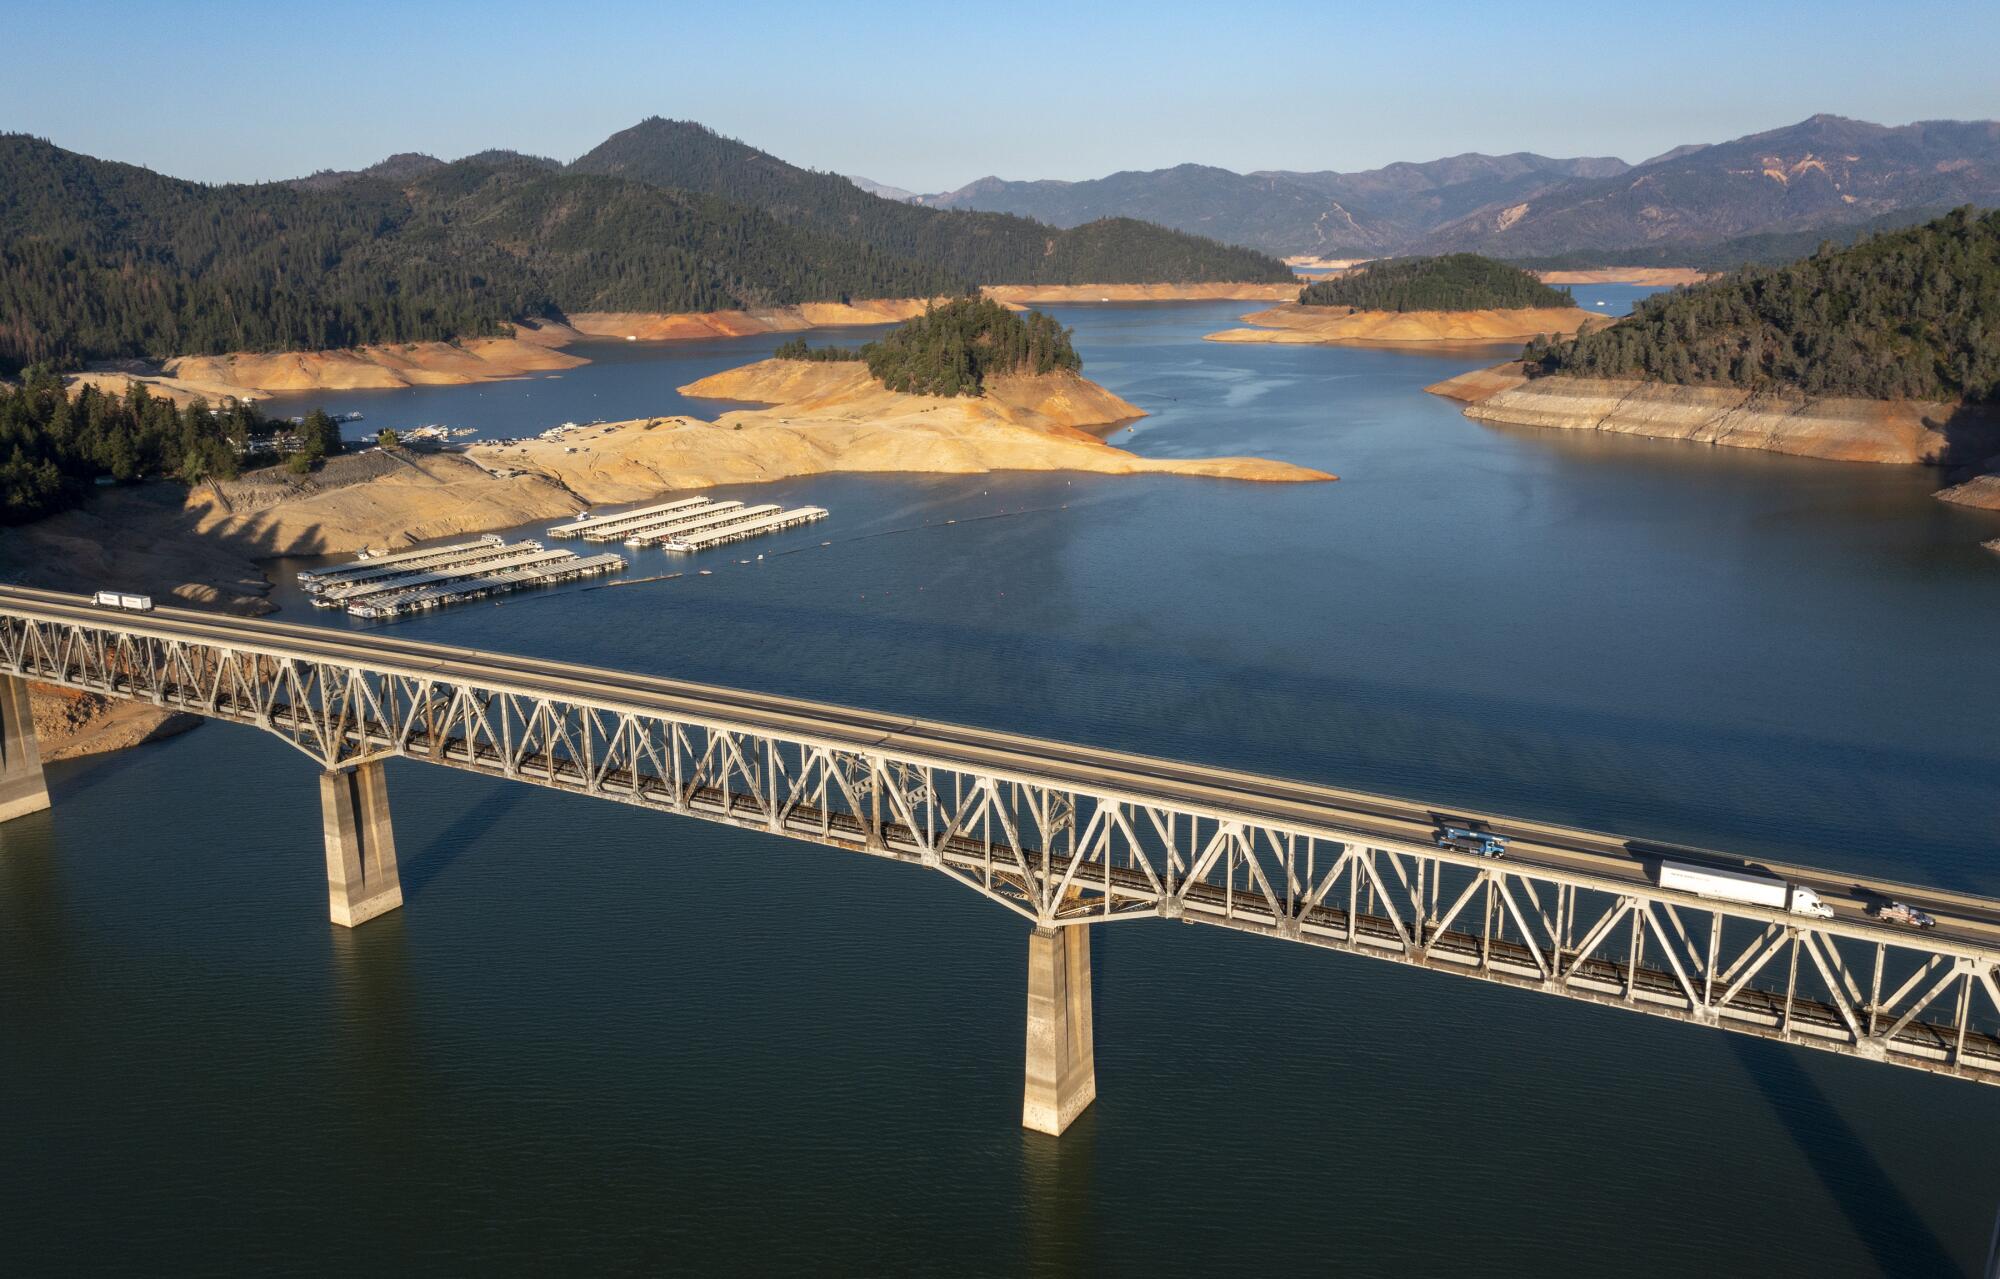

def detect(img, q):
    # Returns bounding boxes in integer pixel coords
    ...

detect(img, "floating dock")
[347,553,627,618]
[305,539,627,619]
[603,502,747,545]
[305,540,544,599]
[309,543,556,607]
[546,498,712,540]
[297,535,505,589]
[661,507,828,552]
[621,503,777,547]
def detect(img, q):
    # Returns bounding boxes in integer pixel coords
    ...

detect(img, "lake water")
[9,290,2000,1275]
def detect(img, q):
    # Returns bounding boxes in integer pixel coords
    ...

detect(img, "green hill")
[1524,207,2000,401]
[1298,254,1572,311]
[776,299,1082,398]
[568,119,1293,286]
[0,136,962,375]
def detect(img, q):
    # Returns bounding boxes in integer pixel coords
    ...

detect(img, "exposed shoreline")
[1533,268,1709,286]
[68,284,1299,403]
[472,359,1334,500]
[1206,303,1607,347]
[1424,363,1997,467]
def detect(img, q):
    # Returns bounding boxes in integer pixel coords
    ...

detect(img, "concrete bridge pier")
[1022,924,1096,1136]
[0,675,51,824]
[320,762,402,927]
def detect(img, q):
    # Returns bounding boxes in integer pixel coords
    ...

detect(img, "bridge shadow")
[399,782,526,899]
[1728,1034,1965,1276]
[1019,1108,1099,1272]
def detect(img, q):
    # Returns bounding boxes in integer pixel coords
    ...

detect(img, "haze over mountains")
[875,115,2000,260]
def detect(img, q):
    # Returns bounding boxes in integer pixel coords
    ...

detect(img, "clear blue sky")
[5,0,1994,189]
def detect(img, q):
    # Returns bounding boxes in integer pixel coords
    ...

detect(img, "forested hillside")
[1299,255,1572,311]
[569,120,1293,286]
[0,122,1289,376]
[0,136,961,374]
[1524,208,2000,401]
[0,368,315,523]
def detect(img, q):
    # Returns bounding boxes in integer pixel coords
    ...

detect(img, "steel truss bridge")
[4,585,2000,1134]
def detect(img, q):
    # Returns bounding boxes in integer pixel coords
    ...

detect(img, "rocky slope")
[1208,304,1605,346]
[470,360,1332,496]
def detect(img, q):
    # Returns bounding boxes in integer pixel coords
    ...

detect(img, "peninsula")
[474,300,1334,498]
[1427,209,2000,536]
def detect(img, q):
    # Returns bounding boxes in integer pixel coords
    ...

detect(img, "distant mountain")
[919,154,1629,256]
[291,149,558,191]
[918,116,2000,263]
[846,175,917,202]
[292,151,446,190]
[1419,115,2000,256]
[568,119,1293,285]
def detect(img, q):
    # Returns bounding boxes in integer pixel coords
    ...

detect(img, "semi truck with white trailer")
[1649,859,1834,918]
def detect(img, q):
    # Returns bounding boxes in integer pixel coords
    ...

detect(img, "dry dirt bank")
[29,684,202,762]
[1426,364,2000,467]
[1534,268,1709,286]
[1206,303,1605,346]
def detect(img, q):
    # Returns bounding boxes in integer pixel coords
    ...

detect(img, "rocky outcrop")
[1431,368,1994,465]
[1206,303,1606,346]
[470,359,1332,497]
[1936,474,2000,511]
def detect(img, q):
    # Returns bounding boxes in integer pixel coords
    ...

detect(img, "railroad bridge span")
[4,585,2000,1134]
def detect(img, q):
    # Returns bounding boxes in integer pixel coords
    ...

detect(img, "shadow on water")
[1019,1111,1099,1275]
[1728,1035,1964,1276]
[399,781,525,898]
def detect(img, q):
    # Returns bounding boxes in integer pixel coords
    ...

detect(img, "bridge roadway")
[6,585,1998,950]
[5,583,2000,1131]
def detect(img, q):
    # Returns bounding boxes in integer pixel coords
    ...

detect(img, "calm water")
[9,292,2000,1276]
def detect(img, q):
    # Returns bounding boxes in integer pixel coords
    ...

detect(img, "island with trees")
[1207,253,1602,346]
[1298,254,1575,311]
[774,298,1082,398]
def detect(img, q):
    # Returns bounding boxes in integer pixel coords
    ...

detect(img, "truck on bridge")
[1651,858,1834,918]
